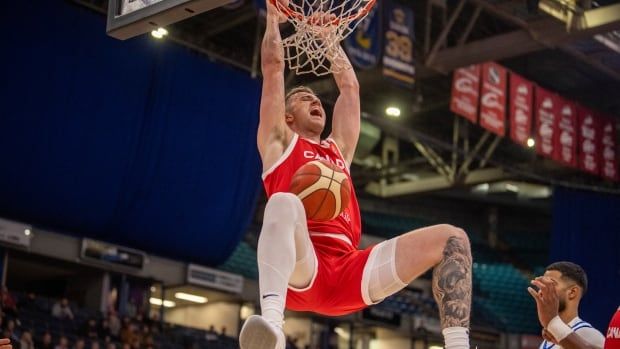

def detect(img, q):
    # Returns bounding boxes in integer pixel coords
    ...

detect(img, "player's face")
[287,92,326,133]
[543,270,573,312]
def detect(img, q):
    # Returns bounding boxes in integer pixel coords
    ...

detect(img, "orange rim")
[268,0,376,25]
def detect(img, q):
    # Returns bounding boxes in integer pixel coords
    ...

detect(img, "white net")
[275,0,375,76]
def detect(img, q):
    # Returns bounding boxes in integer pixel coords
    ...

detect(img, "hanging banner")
[554,97,578,167]
[479,62,507,136]
[577,106,601,175]
[382,0,415,87]
[535,87,558,158]
[600,116,618,181]
[509,73,534,146]
[450,64,481,123]
[344,3,382,70]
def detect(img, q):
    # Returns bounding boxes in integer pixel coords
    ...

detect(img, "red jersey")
[606,306,620,349]
[262,133,361,249]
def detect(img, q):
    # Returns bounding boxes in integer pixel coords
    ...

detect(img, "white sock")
[257,193,301,328]
[442,327,469,349]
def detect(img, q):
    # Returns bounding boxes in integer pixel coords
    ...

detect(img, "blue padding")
[0,0,262,265]
[551,187,620,332]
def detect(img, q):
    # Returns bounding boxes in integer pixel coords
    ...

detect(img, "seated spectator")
[1,287,18,318]
[105,343,115,349]
[219,326,227,338]
[121,344,130,349]
[18,293,38,312]
[53,336,68,349]
[4,319,20,344]
[107,315,120,340]
[36,332,53,349]
[90,342,100,349]
[98,320,110,339]
[82,319,98,340]
[20,330,35,349]
[51,299,73,320]
[119,322,135,346]
[73,339,84,349]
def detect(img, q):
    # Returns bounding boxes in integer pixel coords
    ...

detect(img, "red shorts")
[285,235,376,316]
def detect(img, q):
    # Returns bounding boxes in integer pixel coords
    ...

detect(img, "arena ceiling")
[75,0,620,206]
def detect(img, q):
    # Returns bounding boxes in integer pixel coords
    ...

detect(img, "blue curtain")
[550,187,620,331]
[0,1,262,265]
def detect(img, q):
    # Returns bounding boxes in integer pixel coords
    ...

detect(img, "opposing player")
[528,262,605,349]
[239,1,473,348]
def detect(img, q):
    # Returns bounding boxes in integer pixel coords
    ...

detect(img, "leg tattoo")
[432,235,472,328]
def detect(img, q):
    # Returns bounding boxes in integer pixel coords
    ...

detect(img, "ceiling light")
[149,297,175,307]
[174,292,208,303]
[505,183,519,193]
[385,107,401,117]
[24,229,31,236]
[150,286,156,292]
[151,28,168,39]
[527,137,535,148]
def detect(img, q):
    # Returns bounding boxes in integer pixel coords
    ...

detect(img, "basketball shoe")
[239,315,285,349]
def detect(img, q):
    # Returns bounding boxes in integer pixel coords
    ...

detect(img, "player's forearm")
[557,333,602,349]
[331,46,359,91]
[261,15,285,70]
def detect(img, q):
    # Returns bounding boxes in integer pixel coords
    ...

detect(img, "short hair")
[285,86,316,112]
[546,261,588,295]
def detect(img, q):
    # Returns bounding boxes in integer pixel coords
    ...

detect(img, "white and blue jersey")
[539,317,606,349]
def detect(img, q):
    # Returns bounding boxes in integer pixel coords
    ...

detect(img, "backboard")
[107,0,232,40]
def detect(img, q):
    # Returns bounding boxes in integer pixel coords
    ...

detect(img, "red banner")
[600,116,618,181]
[450,65,480,123]
[554,97,578,167]
[577,106,601,175]
[479,62,507,136]
[535,87,558,158]
[509,73,534,146]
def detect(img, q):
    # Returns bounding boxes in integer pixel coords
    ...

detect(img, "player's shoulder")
[572,319,606,347]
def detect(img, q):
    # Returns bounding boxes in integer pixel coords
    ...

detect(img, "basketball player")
[238,1,473,348]
[528,262,605,349]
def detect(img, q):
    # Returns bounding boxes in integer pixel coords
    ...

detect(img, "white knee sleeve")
[362,238,408,305]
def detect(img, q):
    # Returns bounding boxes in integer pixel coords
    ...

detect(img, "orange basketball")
[289,160,351,221]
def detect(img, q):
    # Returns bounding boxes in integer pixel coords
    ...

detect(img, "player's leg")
[363,224,472,349]
[240,192,316,349]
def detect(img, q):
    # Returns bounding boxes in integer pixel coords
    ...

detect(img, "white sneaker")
[239,315,285,349]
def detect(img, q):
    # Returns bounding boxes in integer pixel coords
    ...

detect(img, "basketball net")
[273,0,376,76]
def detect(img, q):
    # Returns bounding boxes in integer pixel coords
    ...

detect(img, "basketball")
[289,160,351,221]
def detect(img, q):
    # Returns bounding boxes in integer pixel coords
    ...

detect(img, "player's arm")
[257,0,289,168]
[528,277,604,349]
[329,45,360,166]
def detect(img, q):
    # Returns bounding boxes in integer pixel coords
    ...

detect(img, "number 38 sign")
[382,0,415,87]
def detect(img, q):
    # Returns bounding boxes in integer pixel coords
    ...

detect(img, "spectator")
[1,287,18,318]
[205,326,217,342]
[51,299,73,320]
[5,319,20,343]
[219,326,227,338]
[90,342,100,349]
[73,339,85,349]
[107,315,120,339]
[98,320,110,339]
[18,293,38,312]
[82,319,98,340]
[121,344,130,349]
[119,322,135,346]
[105,343,115,349]
[54,336,68,349]
[20,330,35,349]
[36,332,53,349]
